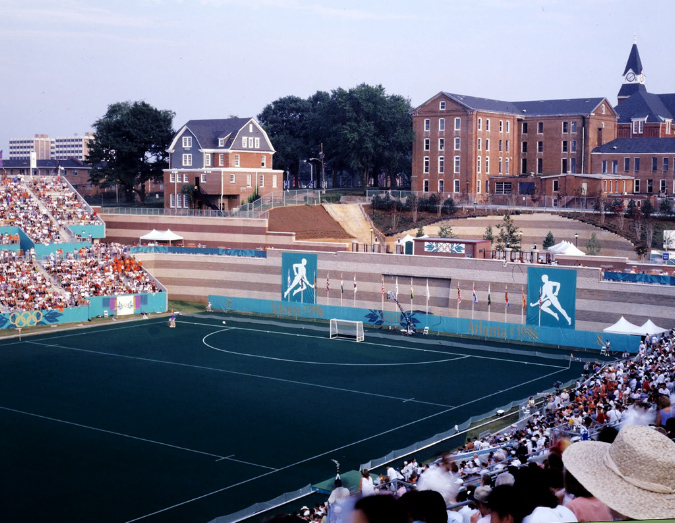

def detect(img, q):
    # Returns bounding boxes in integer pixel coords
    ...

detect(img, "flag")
[505,286,509,307]
[340,274,343,295]
[395,277,399,297]
[472,283,477,304]
[522,288,526,310]
[410,277,414,300]
[457,285,462,304]
[326,273,330,292]
[381,275,385,297]
[353,274,357,294]
[487,283,491,306]
[0,150,3,169]
[426,279,430,299]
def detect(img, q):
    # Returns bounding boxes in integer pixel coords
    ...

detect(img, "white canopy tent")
[547,240,586,256]
[140,229,184,246]
[639,320,668,335]
[603,316,643,335]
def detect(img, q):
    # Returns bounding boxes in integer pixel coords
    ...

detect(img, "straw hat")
[562,424,675,520]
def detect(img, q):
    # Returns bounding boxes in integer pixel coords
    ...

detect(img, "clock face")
[626,72,636,82]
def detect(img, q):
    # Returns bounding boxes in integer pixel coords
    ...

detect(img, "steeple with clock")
[617,38,647,105]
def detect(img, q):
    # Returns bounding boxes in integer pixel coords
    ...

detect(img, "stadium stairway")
[395,213,637,259]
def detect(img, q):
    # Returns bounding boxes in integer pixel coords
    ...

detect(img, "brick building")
[164,118,283,212]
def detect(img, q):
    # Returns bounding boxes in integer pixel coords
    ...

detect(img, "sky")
[2,0,674,153]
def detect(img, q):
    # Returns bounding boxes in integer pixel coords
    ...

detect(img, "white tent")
[603,316,643,335]
[140,229,184,245]
[547,240,585,256]
[639,319,668,335]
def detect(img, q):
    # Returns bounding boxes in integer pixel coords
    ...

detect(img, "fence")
[209,484,314,523]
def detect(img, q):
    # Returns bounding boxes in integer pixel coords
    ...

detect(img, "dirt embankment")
[268,206,353,241]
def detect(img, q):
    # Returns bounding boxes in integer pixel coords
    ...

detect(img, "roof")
[1,158,89,168]
[592,138,675,154]
[413,237,487,243]
[181,118,251,149]
[438,93,606,117]
[540,172,634,180]
[623,43,643,75]
[614,91,673,123]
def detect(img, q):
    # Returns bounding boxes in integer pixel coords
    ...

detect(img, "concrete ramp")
[324,203,373,245]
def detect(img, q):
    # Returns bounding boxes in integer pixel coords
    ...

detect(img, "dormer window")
[242,137,248,148]
[632,119,645,134]
[182,136,192,149]
[218,138,225,147]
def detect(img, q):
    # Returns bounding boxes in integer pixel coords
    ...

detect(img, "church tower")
[617,39,646,105]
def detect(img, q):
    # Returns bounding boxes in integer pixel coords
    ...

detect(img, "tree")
[483,225,494,242]
[641,197,654,218]
[585,233,601,255]
[495,211,521,251]
[87,101,175,204]
[416,225,425,237]
[439,224,454,238]
[660,198,672,215]
[542,231,555,249]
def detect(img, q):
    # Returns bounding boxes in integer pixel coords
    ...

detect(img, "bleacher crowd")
[266,328,675,523]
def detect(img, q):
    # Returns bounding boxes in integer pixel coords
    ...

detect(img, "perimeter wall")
[136,249,675,339]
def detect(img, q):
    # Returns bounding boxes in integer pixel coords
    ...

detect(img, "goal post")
[329,319,365,342]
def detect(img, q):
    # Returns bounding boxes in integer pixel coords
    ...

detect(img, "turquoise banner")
[208,294,639,353]
[68,224,106,239]
[34,242,91,257]
[281,252,318,304]
[604,271,675,286]
[0,307,89,329]
[130,246,266,258]
[527,266,576,329]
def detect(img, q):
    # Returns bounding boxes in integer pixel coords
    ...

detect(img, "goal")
[329,319,365,342]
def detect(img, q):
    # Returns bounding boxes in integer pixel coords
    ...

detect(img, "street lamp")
[575,232,579,246]
[370,227,374,252]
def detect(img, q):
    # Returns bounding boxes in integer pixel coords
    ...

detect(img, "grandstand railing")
[208,484,314,523]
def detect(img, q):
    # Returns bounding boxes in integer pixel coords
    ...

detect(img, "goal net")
[329,319,365,342]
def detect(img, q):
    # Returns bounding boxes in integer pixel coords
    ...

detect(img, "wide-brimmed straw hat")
[562,424,675,520]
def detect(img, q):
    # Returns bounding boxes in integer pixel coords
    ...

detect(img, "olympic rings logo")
[9,310,44,327]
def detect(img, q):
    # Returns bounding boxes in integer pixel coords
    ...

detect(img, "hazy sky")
[2,0,674,153]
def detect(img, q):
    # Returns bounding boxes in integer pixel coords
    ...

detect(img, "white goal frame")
[329,319,365,342]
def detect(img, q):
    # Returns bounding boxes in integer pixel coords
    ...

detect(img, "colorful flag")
[353,274,357,294]
[340,274,343,295]
[395,277,399,297]
[522,287,526,310]
[487,284,491,306]
[410,277,414,300]
[472,283,477,304]
[505,286,509,307]
[381,275,385,297]
[426,279,430,299]
[457,285,462,304]
[326,273,330,292]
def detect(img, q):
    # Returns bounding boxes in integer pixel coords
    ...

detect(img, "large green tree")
[495,211,522,251]
[87,101,175,203]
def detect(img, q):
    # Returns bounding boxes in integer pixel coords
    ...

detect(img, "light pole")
[575,232,579,246]
[370,227,373,252]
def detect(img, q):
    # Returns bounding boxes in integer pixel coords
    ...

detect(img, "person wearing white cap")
[562,424,675,520]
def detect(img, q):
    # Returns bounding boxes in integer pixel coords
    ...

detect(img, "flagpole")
[327,273,329,307]
[504,285,507,323]
[426,278,429,315]
[340,273,343,308]
[381,275,384,312]
[472,282,475,320]
[410,277,413,315]
[488,283,491,323]
[521,286,524,324]
[539,286,542,327]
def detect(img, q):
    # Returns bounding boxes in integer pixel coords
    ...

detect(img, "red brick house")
[164,118,284,211]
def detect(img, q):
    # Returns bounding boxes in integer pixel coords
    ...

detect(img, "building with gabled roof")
[163,117,283,212]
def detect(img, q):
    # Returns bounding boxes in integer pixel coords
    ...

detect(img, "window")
[505,140,510,152]
[454,137,461,150]
[242,137,248,148]
[259,175,265,187]
[667,120,672,135]
[505,158,510,174]
[439,118,446,131]
[612,160,618,174]
[218,138,225,147]
[505,121,510,133]
[424,156,430,173]
[454,117,461,130]
[485,180,490,193]
[486,119,490,131]
[624,158,630,171]
[454,156,460,173]
[485,139,490,151]
[562,141,568,153]
[438,180,445,193]
[570,158,576,174]
[495,182,512,194]
[439,101,446,110]
[204,154,211,167]
[234,154,240,167]
[521,142,528,153]
[170,193,175,208]
[665,158,670,172]
[661,179,667,193]
[261,155,266,168]
[571,121,577,133]
[424,138,430,151]
[219,153,224,166]
[423,180,429,193]
[424,119,430,131]
[72,170,78,176]
[635,158,640,172]
[602,160,608,174]
[230,174,236,184]
[632,120,644,134]
[477,138,482,151]
[183,194,189,208]
[499,157,503,173]
[553,179,559,192]
[439,138,445,151]
[183,173,189,182]
[562,158,568,173]
[499,120,503,132]
[652,157,658,171]
[454,179,460,193]
[571,140,577,153]
[634,179,640,192]
[249,124,253,132]
[522,122,528,134]
[537,122,544,134]
[477,179,482,194]
[246,174,252,187]
[537,141,543,153]
[537,158,543,174]
[499,139,503,152]
[647,179,654,193]
[182,154,192,166]
[170,172,176,183]
[485,156,490,174]
[438,156,445,173]
[478,118,482,131]
[255,137,260,148]
[201,173,207,183]
[562,122,569,133]
[602,104,606,114]
[477,156,481,174]
[182,136,192,148]
[271,175,277,188]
